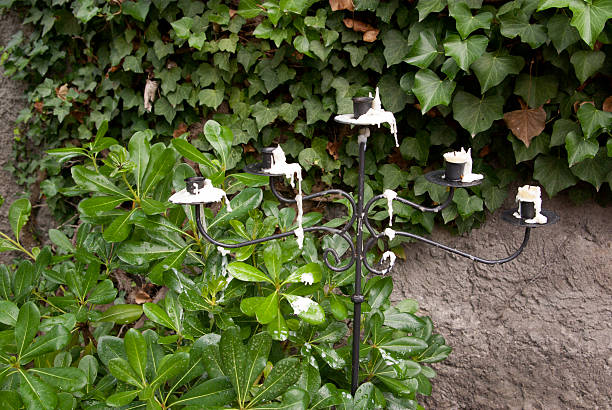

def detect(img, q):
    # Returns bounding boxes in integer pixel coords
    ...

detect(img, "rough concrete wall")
[0,12,27,265]
[392,192,612,409]
[2,9,611,410]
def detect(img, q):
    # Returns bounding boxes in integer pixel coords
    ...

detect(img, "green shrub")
[0,124,450,408]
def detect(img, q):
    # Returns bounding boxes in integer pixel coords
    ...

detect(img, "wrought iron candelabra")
[171,100,559,396]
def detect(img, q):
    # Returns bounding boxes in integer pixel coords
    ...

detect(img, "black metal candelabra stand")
[182,124,559,396]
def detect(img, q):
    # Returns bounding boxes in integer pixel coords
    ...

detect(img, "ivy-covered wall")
[1,0,611,231]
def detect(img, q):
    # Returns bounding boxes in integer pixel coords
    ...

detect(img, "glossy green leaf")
[256,292,279,324]
[285,294,325,325]
[108,357,142,388]
[16,302,39,358]
[283,262,322,285]
[0,301,18,326]
[152,352,190,386]
[353,382,375,410]
[170,377,235,407]
[143,303,176,331]
[8,198,31,241]
[405,30,438,69]
[227,262,271,283]
[107,390,139,407]
[204,120,233,167]
[98,304,143,324]
[219,327,247,404]
[21,325,70,362]
[513,74,559,108]
[122,0,151,22]
[71,166,131,199]
[29,367,87,392]
[250,357,301,405]
[18,370,57,410]
[242,331,272,395]
[125,328,147,383]
[102,209,136,243]
[263,241,282,282]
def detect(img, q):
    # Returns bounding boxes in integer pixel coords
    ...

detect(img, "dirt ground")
[2,10,611,410]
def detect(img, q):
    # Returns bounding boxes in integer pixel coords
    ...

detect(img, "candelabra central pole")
[350,133,368,395]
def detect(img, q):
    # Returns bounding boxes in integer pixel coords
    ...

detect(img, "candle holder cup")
[353,97,373,119]
[185,176,205,194]
[519,201,536,219]
[444,161,465,181]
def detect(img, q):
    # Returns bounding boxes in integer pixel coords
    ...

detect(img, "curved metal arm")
[363,189,455,237]
[362,227,531,275]
[269,176,357,234]
[194,205,356,272]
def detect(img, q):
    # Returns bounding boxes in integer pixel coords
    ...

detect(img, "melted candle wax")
[443,148,483,183]
[513,185,547,224]
[169,178,233,211]
[360,88,399,147]
[381,250,396,273]
[266,146,305,248]
[383,189,397,227]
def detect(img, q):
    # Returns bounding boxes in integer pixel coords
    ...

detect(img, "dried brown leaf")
[603,96,612,112]
[326,140,341,160]
[503,106,546,147]
[56,84,69,100]
[133,290,152,304]
[363,29,379,42]
[144,79,159,113]
[173,123,188,138]
[343,18,375,33]
[330,0,354,11]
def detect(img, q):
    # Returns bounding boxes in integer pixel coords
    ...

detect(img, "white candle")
[514,185,547,224]
[443,147,483,182]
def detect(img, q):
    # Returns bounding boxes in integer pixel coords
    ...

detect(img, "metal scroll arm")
[363,188,455,237]
[194,205,356,272]
[268,176,358,234]
[362,228,531,274]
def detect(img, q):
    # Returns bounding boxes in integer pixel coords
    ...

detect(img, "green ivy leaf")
[416,0,447,21]
[382,30,410,66]
[122,0,151,22]
[513,74,559,108]
[547,14,581,53]
[499,10,548,48]
[452,91,504,137]
[448,2,493,39]
[570,50,605,83]
[443,34,488,72]
[471,51,525,93]
[568,0,612,48]
[452,188,483,218]
[238,0,263,18]
[378,73,409,113]
[570,148,611,190]
[566,131,599,166]
[171,17,194,39]
[534,155,577,196]
[413,69,456,114]
[577,103,612,138]
[551,119,581,147]
[405,30,438,69]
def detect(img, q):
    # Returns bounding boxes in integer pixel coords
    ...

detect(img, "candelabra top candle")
[335,87,398,147]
